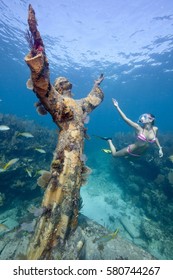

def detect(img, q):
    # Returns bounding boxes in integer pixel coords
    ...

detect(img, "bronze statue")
[25,4,104,259]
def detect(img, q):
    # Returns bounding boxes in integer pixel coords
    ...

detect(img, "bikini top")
[137,128,157,143]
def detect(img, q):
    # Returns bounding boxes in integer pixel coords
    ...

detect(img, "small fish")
[168,155,173,162]
[17,132,34,138]
[0,125,10,131]
[0,223,9,232]
[0,168,5,173]
[143,216,151,222]
[35,148,46,153]
[3,158,19,170]
[26,158,33,162]
[97,229,119,242]
[25,168,32,177]
[148,157,154,162]
[35,169,49,176]
[103,229,119,239]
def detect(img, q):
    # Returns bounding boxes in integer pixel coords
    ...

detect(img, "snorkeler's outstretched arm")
[154,128,163,157]
[81,74,104,114]
[112,98,139,129]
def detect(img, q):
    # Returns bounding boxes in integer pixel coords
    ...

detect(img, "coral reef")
[100,132,173,259]
[0,113,56,202]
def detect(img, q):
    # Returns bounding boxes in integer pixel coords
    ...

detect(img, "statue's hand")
[94,73,104,86]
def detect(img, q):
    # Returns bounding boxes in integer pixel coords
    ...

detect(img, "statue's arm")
[24,5,64,124]
[25,4,51,97]
[81,74,104,113]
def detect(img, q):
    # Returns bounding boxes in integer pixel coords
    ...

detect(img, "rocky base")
[0,214,154,260]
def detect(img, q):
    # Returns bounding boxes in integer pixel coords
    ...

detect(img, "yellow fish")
[35,169,49,176]
[0,125,10,131]
[3,158,19,170]
[102,229,119,239]
[0,223,9,232]
[0,168,5,173]
[96,229,119,242]
[25,168,32,177]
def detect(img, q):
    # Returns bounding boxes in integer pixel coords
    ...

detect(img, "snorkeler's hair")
[148,113,155,125]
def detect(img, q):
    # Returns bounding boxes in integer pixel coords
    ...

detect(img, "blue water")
[0,0,173,260]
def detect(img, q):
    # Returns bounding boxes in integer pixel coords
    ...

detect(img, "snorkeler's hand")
[112,98,118,107]
[94,74,104,86]
[159,147,163,158]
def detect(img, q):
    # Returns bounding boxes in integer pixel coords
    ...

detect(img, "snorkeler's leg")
[112,147,129,157]
[107,139,117,156]
[107,139,129,157]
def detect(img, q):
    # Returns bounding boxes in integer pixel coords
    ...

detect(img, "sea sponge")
[37,171,51,188]
[26,78,33,90]
[25,53,44,74]
[81,165,92,186]
[34,102,47,115]
[81,165,92,176]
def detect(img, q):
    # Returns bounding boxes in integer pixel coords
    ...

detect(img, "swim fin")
[93,135,112,141]
[101,149,112,154]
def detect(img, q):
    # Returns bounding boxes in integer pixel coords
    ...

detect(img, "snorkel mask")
[138,113,155,125]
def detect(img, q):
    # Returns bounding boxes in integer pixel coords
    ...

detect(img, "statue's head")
[54,77,72,97]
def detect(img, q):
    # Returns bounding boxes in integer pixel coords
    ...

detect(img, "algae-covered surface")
[0,0,173,260]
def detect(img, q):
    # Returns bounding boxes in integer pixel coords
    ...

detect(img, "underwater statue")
[24,4,104,259]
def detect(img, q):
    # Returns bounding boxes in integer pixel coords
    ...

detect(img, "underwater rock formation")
[0,214,155,260]
[24,5,104,259]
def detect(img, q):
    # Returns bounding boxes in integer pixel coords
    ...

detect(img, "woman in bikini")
[101,98,163,158]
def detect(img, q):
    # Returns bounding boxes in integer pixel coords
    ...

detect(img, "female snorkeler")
[100,98,163,158]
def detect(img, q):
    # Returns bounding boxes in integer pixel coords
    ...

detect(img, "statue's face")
[54,77,72,94]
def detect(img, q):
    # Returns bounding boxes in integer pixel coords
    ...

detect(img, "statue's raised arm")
[25,4,62,125]
[81,74,104,114]
[25,4,50,95]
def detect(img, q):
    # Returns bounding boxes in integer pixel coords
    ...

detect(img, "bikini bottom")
[127,145,141,157]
